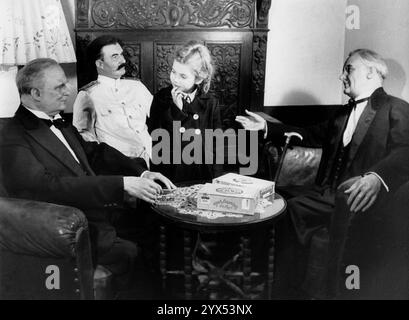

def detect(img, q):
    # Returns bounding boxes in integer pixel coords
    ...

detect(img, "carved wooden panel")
[75,0,271,112]
[123,43,141,79]
[207,43,241,109]
[76,0,90,28]
[154,43,183,91]
[256,0,271,28]
[89,0,255,29]
[251,33,267,109]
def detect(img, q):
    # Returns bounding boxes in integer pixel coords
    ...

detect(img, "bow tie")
[41,117,69,129]
[348,97,370,109]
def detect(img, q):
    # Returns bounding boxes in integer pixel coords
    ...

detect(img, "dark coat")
[267,88,409,299]
[0,106,148,256]
[267,88,409,192]
[148,86,223,183]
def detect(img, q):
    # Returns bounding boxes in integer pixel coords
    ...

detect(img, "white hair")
[349,49,388,80]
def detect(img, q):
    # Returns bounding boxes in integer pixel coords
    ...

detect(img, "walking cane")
[273,132,303,183]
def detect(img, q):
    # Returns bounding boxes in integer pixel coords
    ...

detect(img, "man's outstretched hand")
[338,174,382,213]
[235,110,267,132]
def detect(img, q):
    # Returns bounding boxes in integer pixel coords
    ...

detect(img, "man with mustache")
[73,35,152,166]
[237,49,409,299]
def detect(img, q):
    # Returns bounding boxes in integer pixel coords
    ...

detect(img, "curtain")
[0,0,76,65]
[0,66,20,117]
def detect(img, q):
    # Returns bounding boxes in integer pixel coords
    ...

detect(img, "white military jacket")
[73,75,153,165]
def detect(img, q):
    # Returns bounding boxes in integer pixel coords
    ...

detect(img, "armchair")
[264,140,322,187]
[0,196,96,299]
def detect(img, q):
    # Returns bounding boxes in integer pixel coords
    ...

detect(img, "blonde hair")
[349,49,388,80]
[175,41,214,93]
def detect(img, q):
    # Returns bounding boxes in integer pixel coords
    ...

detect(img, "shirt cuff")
[365,172,389,192]
[140,170,149,178]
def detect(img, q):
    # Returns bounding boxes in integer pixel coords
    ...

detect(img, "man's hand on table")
[142,171,177,190]
[124,171,176,204]
[123,177,163,204]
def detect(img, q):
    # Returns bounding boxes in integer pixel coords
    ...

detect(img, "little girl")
[148,41,223,183]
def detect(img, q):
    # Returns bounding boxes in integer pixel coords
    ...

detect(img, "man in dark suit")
[236,49,409,299]
[0,58,175,294]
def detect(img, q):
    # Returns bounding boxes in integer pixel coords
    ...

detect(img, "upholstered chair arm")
[0,197,88,257]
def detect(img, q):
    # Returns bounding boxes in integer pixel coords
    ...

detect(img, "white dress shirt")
[25,107,80,163]
[342,96,369,147]
[73,75,153,165]
[180,89,197,105]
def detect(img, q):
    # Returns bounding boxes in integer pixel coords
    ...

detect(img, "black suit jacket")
[0,106,148,255]
[147,86,223,182]
[267,88,409,298]
[267,88,409,192]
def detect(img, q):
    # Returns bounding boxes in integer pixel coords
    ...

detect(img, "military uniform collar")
[97,74,122,88]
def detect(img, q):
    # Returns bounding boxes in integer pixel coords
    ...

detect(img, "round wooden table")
[152,185,286,300]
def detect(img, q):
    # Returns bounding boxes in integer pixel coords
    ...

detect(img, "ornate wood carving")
[123,43,141,79]
[154,43,183,91]
[75,0,271,113]
[207,43,241,109]
[90,0,255,29]
[251,33,267,110]
[76,0,90,28]
[256,0,271,28]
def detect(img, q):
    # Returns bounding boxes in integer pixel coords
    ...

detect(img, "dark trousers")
[273,185,335,299]
[275,184,409,300]
[98,237,139,293]
[111,201,162,298]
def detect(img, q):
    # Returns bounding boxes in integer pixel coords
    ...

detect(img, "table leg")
[183,230,193,299]
[159,225,167,292]
[241,235,251,298]
[267,227,276,299]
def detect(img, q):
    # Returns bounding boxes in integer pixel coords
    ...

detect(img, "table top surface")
[151,183,286,231]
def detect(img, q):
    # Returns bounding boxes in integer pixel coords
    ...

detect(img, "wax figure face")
[340,54,374,99]
[35,65,70,116]
[170,60,203,93]
[96,43,126,79]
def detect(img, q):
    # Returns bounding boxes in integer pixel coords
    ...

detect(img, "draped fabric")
[0,0,76,65]
[0,66,20,117]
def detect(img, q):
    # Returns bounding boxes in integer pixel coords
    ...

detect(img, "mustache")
[117,63,126,70]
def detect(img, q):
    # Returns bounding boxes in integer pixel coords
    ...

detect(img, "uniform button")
[195,129,201,135]
[108,110,112,114]
[115,88,118,92]
[179,127,186,133]
[129,115,133,119]
[121,101,125,105]
[193,114,199,120]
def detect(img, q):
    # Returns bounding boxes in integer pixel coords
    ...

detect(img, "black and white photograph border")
[1,0,409,305]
